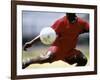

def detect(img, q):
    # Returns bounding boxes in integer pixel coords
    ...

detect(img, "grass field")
[22,45,89,69]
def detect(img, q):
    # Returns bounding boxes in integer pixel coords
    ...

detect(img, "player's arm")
[23,35,40,51]
[83,21,89,32]
[51,19,63,38]
[79,18,89,33]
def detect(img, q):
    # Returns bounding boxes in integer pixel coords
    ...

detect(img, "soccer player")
[23,13,89,69]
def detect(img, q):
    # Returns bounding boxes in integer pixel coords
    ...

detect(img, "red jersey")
[49,16,89,60]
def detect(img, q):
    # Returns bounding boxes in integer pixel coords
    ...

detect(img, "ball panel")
[40,27,56,45]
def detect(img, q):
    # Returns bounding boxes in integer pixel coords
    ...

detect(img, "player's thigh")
[64,49,87,65]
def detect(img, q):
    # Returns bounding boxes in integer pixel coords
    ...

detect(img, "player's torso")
[62,17,82,38]
[53,17,83,51]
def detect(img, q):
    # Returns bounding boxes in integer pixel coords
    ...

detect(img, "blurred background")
[22,11,89,45]
[22,11,89,68]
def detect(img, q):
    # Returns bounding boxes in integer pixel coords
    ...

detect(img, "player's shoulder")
[56,16,66,23]
[77,17,86,24]
[77,17,83,22]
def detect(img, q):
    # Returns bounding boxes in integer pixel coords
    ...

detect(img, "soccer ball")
[40,27,57,45]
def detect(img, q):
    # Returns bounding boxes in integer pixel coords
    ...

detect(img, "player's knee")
[40,52,51,60]
[81,56,87,66]
[77,55,87,66]
[39,55,49,61]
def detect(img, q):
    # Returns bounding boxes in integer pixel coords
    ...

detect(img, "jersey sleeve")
[79,18,89,33]
[83,21,89,32]
[51,20,63,34]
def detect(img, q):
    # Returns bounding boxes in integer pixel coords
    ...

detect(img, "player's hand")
[23,42,32,51]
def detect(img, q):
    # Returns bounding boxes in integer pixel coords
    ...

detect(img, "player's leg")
[64,49,87,66]
[73,52,87,66]
[22,51,54,69]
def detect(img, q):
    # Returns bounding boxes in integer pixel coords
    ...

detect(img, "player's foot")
[22,62,30,69]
